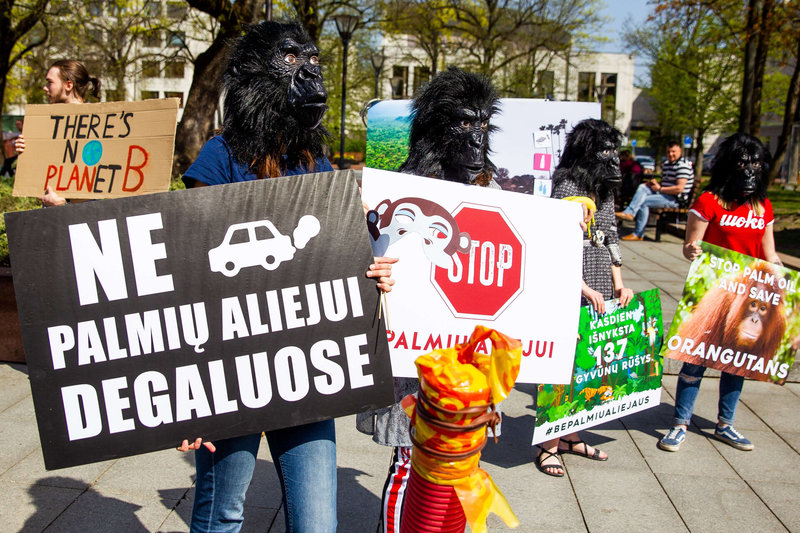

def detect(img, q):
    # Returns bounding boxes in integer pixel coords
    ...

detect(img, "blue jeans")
[191,420,337,533]
[623,184,679,237]
[673,362,744,426]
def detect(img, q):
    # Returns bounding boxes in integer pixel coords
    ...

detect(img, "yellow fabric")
[563,195,596,239]
[402,325,522,532]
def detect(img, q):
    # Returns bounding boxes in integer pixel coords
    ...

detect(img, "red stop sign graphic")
[431,204,525,319]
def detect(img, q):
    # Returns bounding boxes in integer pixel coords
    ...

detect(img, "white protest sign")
[362,168,583,384]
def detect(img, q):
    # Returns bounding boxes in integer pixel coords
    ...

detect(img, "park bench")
[647,179,702,242]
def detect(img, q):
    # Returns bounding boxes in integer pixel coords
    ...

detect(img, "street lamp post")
[334,14,359,169]
[370,49,385,99]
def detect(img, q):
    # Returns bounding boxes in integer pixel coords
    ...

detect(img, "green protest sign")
[662,242,799,385]
[533,289,663,444]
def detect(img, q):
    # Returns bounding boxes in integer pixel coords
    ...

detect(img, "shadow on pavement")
[23,476,147,532]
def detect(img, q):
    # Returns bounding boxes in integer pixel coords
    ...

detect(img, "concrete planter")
[0,267,25,363]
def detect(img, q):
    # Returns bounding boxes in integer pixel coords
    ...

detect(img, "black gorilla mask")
[269,38,328,128]
[596,138,622,184]
[706,133,770,204]
[400,67,499,185]
[552,118,623,199]
[731,153,762,198]
[445,106,493,183]
[221,21,330,178]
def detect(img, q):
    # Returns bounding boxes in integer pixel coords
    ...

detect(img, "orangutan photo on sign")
[663,245,800,385]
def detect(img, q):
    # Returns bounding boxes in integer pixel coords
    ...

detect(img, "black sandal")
[558,438,608,461]
[536,448,565,477]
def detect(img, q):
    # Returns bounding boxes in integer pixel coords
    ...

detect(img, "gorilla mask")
[221,21,330,178]
[271,37,329,129]
[552,118,623,199]
[400,67,499,186]
[707,133,770,204]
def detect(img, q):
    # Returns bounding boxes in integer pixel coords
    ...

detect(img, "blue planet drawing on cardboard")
[82,140,103,166]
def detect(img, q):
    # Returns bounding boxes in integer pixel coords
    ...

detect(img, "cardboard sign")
[662,242,800,384]
[364,98,600,195]
[361,168,584,384]
[532,289,664,445]
[4,170,393,469]
[13,99,179,199]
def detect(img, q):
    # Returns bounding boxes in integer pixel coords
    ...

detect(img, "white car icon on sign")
[208,219,296,277]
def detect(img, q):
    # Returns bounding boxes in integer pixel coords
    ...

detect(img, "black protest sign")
[5,170,393,470]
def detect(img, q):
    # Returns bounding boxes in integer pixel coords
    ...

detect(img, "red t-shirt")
[690,191,773,259]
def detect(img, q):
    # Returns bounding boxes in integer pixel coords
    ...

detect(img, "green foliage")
[365,117,410,170]
[574,341,596,372]
[169,177,186,191]
[0,176,41,267]
[536,386,558,408]
[761,70,792,120]
[344,136,366,155]
[626,2,740,153]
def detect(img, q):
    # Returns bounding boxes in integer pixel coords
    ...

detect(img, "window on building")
[167,2,187,19]
[165,91,184,107]
[143,31,161,48]
[413,66,430,94]
[168,31,186,48]
[599,73,617,124]
[144,0,161,17]
[142,61,160,78]
[534,70,555,99]
[141,90,160,100]
[164,60,185,79]
[87,0,103,17]
[391,66,409,99]
[577,72,595,102]
[105,89,124,102]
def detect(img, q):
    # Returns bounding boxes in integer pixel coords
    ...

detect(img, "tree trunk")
[0,56,9,115]
[694,128,705,181]
[172,0,262,178]
[749,0,774,136]
[0,0,50,114]
[768,38,800,183]
[739,0,761,134]
[171,37,228,177]
[292,0,322,41]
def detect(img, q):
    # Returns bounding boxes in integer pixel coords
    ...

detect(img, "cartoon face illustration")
[367,197,470,268]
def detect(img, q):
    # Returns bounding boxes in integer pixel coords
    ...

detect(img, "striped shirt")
[661,158,694,205]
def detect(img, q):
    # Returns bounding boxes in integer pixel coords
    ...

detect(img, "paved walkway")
[1,234,799,532]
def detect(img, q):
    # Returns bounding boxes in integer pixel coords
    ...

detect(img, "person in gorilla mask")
[658,132,781,454]
[178,20,395,532]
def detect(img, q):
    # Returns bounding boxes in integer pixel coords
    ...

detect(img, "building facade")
[378,34,636,137]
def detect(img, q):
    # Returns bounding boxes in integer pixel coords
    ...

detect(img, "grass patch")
[770,184,800,259]
[769,185,800,216]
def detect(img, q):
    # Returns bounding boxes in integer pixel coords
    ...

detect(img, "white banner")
[362,168,584,384]
[533,389,661,444]
[364,99,601,194]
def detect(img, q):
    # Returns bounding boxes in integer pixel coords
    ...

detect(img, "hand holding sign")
[367,256,399,293]
[41,185,67,207]
[177,437,216,453]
